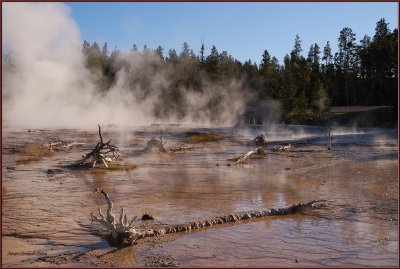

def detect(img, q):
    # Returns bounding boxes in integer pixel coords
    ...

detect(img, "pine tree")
[322,41,333,67]
[143,44,150,56]
[368,19,397,105]
[321,41,335,106]
[307,43,321,108]
[199,43,205,65]
[205,45,221,81]
[155,45,164,61]
[82,40,90,54]
[259,50,281,99]
[131,44,138,52]
[181,42,190,57]
[102,43,108,57]
[291,34,302,60]
[166,49,178,65]
[335,27,357,105]
[92,42,101,54]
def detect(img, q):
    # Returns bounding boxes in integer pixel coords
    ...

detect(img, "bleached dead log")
[90,190,327,247]
[271,144,294,152]
[47,138,85,152]
[90,189,139,245]
[78,125,120,168]
[47,138,67,152]
[143,137,167,153]
[149,199,328,237]
[230,147,267,165]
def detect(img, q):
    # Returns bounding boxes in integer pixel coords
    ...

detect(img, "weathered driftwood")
[90,189,139,246]
[143,137,167,153]
[47,138,85,152]
[271,144,294,152]
[167,145,196,153]
[253,134,267,146]
[228,147,267,166]
[91,190,327,247]
[78,125,120,168]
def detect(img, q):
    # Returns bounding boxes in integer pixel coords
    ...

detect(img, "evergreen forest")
[82,19,398,125]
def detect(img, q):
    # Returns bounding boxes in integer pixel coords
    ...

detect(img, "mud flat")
[2,125,398,267]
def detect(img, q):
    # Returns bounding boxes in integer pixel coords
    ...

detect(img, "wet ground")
[2,124,398,267]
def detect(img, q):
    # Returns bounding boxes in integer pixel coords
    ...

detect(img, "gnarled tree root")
[74,125,120,169]
[90,189,139,246]
[91,190,327,247]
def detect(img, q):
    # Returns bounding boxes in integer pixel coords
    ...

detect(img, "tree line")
[82,18,397,124]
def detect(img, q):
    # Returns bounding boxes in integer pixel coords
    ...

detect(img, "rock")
[142,214,154,221]
[47,168,63,174]
[253,134,267,146]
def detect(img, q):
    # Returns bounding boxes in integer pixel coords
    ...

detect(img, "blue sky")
[66,2,398,65]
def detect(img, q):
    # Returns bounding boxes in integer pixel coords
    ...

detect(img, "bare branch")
[76,126,120,168]
[119,208,124,225]
[98,124,103,143]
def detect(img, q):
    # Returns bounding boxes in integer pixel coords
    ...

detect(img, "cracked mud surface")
[2,125,398,267]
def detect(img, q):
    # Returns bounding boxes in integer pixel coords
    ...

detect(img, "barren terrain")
[2,125,398,267]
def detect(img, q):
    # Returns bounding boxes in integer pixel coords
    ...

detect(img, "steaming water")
[2,125,398,267]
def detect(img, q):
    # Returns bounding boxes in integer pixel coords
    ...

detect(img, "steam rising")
[3,3,97,127]
[2,3,248,128]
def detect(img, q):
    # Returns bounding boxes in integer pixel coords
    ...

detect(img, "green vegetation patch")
[185,132,227,144]
[16,144,54,164]
[102,163,138,171]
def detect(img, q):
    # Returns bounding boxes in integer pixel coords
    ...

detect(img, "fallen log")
[271,144,294,152]
[47,138,85,152]
[90,190,327,247]
[167,145,196,153]
[228,147,267,166]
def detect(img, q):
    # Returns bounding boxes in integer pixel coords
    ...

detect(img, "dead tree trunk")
[328,107,332,150]
[228,147,266,166]
[90,190,327,247]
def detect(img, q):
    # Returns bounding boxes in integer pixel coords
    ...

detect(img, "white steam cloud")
[2,2,152,127]
[2,2,249,128]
